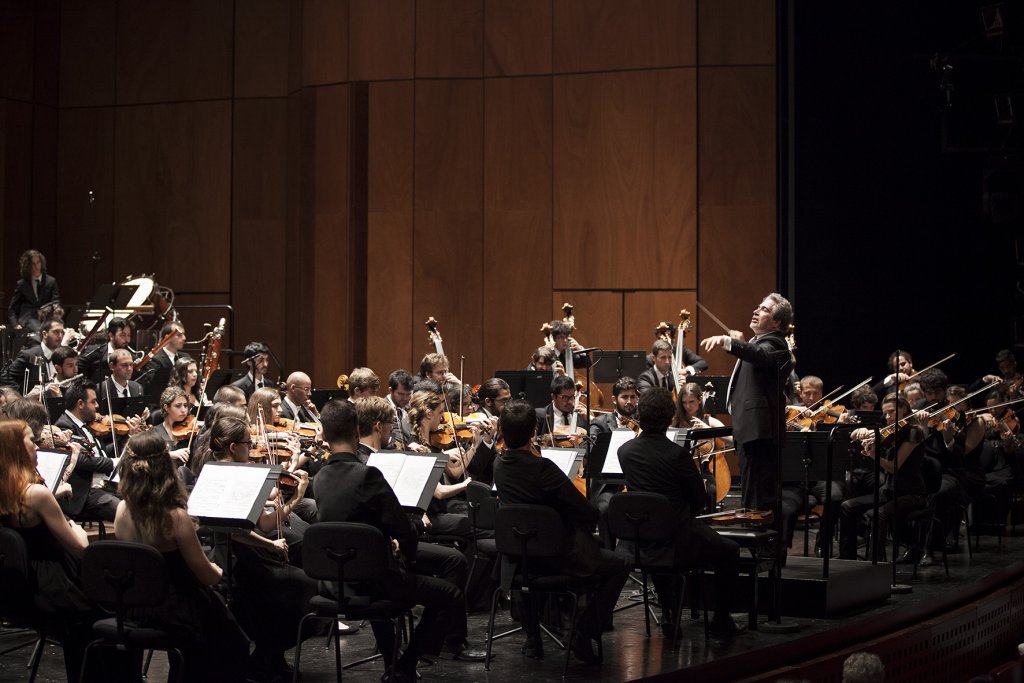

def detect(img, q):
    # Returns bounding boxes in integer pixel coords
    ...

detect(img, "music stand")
[46,398,67,423]
[495,370,551,407]
[590,350,647,383]
[311,389,348,411]
[204,369,242,400]
[698,375,732,416]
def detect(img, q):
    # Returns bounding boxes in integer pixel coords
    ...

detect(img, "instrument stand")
[883,425,913,594]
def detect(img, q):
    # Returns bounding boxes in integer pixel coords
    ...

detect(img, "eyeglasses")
[237,440,253,448]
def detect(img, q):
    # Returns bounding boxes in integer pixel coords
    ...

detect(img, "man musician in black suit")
[3,317,66,391]
[701,293,793,514]
[54,380,121,522]
[138,320,186,391]
[230,341,272,400]
[77,316,133,381]
[7,249,60,332]
[536,374,589,443]
[97,348,145,402]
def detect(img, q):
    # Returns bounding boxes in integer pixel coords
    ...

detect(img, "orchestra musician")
[701,293,793,516]
[463,378,509,486]
[168,357,202,408]
[77,316,133,381]
[151,386,193,464]
[590,377,639,436]
[280,371,320,424]
[97,348,144,402]
[839,394,928,562]
[7,249,61,332]
[138,320,186,391]
[527,346,562,374]
[980,349,1022,400]
[418,352,460,390]
[347,367,381,401]
[24,342,78,401]
[54,380,121,522]
[385,369,417,449]
[3,317,66,391]
[493,399,628,663]
[314,400,486,682]
[638,340,682,394]
[229,341,272,400]
[536,374,589,441]
[644,324,708,379]
[873,349,914,403]
[617,388,744,638]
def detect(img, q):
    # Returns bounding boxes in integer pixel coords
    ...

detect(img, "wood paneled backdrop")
[1,0,776,391]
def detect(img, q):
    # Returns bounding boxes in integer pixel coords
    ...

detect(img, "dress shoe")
[918,552,935,567]
[895,548,922,565]
[441,639,488,662]
[337,620,360,635]
[571,633,601,665]
[709,616,746,639]
[382,664,417,683]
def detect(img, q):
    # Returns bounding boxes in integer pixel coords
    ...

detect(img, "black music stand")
[495,370,551,407]
[698,375,732,416]
[311,389,348,411]
[204,369,242,400]
[590,350,647,383]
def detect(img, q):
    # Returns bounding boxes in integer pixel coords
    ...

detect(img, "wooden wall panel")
[116,0,233,104]
[484,77,552,377]
[1,100,33,296]
[234,0,289,98]
[414,80,483,381]
[623,291,698,356]
[553,69,697,290]
[366,81,414,379]
[699,0,776,66]
[698,67,776,376]
[553,0,696,73]
[301,0,349,86]
[416,0,483,78]
[550,291,623,356]
[350,0,414,81]
[483,0,551,77]
[30,104,57,253]
[54,107,115,306]
[0,1,33,100]
[113,101,231,293]
[31,0,59,107]
[231,99,289,375]
[309,85,350,385]
[59,0,116,107]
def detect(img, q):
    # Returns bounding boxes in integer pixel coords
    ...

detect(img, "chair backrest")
[466,481,497,531]
[82,541,168,614]
[606,491,676,544]
[302,522,391,585]
[495,505,566,572]
[0,527,36,621]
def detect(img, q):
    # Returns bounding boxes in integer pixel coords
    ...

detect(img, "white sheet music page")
[188,464,269,520]
[540,448,576,478]
[666,428,679,442]
[367,452,405,490]
[603,429,636,475]
[393,456,437,507]
[35,449,68,493]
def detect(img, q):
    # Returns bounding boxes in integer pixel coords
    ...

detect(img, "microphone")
[133,366,157,384]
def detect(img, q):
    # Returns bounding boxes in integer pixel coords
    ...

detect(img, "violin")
[699,508,773,527]
[997,408,1023,448]
[88,414,132,437]
[267,417,318,439]
[169,415,202,441]
[429,412,474,449]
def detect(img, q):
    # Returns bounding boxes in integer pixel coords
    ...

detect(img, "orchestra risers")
[761,557,891,618]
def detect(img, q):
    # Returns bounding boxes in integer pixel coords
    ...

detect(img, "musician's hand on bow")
[271,538,289,561]
[169,447,190,464]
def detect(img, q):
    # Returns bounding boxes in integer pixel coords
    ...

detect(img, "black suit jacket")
[7,274,60,328]
[230,373,269,401]
[139,350,175,390]
[314,451,418,562]
[725,331,789,446]
[535,404,589,440]
[588,412,619,438]
[54,413,117,516]
[644,346,708,374]
[3,344,49,389]
[96,377,144,403]
[637,367,674,394]
[280,398,318,424]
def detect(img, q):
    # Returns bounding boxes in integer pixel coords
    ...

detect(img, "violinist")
[872,350,914,403]
[590,377,639,436]
[548,319,591,370]
[280,371,320,423]
[54,380,121,522]
[849,385,878,415]
[797,375,823,407]
[418,352,460,390]
[229,341,271,400]
[25,345,78,400]
[902,382,924,407]
[385,369,417,449]
[151,386,193,464]
[462,378,509,485]
[356,395,398,463]
[3,317,65,391]
[347,366,381,401]
[137,320,185,391]
[839,394,928,562]
[617,388,744,638]
[246,387,302,464]
[77,316,132,381]
[536,374,589,441]
[168,356,202,408]
[203,416,320,681]
[979,349,1023,400]
[213,384,247,408]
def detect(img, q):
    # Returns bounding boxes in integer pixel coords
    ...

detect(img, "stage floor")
[3,528,1023,683]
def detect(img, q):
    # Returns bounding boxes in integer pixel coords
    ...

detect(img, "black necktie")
[661,375,669,389]
[563,411,571,424]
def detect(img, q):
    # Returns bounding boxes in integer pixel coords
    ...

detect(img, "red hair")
[0,419,37,518]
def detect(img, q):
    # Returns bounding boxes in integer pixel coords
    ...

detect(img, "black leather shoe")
[522,638,544,659]
[441,640,488,662]
[918,552,935,567]
[382,665,417,683]
[709,617,746,639]
[571,634,601,665]
[895,548,922,565]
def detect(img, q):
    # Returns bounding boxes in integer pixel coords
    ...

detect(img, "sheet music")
[666,428,679,442]
[188,464,269,520]
[368,453,437,507]
[35,449,68,494]
[603,429,636,475]
[540,448,577,478]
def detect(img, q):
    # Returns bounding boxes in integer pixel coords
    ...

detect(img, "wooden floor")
[4,525,1024,683]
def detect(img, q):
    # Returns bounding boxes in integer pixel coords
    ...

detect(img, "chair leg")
[562,593,580,678]
[485,588,501,670]
[167,647,186,683]
[641,570,650,638]
[26,632,45,683]
[674,575,687,650]
[292,613,315,683]
[142,649,154,677]
[77,639,102,683]
[334,619,343,682]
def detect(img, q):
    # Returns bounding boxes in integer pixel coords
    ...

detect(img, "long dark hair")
[118,431,187,542]
[18,249,46,279]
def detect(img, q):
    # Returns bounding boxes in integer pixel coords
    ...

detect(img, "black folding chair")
[465,481,498,594]
[294,522,410,683]
[486,504,603,677]
[79,541,185,682]
[606,492,707,648]
[0,527,51,682]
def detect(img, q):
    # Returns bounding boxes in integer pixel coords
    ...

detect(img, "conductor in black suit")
[7,249,60,332]
[617,388,743,637]
[701,293,793,513]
